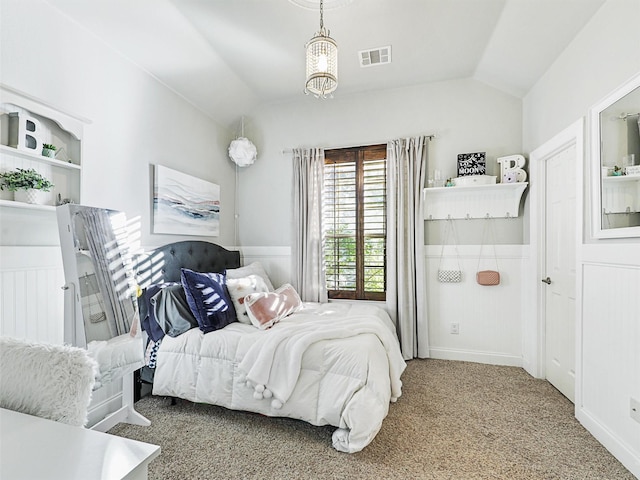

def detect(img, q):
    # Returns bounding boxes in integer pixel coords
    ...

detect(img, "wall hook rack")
[423,182,527,220]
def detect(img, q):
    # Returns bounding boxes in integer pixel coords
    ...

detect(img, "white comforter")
[152,302,407,453]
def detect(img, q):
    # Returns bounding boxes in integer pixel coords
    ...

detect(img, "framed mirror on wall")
[590,72,640,239]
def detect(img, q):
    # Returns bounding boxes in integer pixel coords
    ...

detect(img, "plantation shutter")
[324,144,386,300]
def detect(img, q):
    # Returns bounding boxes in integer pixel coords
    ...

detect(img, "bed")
[135,240,406,453]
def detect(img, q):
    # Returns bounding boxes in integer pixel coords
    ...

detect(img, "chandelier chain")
[320,0,324,31]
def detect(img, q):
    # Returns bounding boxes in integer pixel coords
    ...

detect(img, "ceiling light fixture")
[304,0,338,98]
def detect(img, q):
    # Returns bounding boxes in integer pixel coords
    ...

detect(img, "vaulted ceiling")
[47,0,605,126]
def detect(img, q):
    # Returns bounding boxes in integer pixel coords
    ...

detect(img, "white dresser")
[0,408,160,480]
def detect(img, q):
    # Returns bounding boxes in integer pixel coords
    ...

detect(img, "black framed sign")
[457,152,486,176]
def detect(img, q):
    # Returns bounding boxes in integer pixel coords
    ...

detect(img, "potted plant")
[42,143,57,158]
[0,168,55,205]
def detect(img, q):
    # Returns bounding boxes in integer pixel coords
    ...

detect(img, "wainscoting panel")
[237,246,292,289]
[425,245,527,366]
[0,246,65,344]
[579,256,640,477]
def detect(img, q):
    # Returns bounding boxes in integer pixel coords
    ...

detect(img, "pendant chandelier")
[304,0,338,98]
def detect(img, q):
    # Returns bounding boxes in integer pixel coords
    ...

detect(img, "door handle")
[541,277,552,285]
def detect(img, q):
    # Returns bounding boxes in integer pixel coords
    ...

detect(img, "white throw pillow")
[226,274,270,324]
[226,262,274,291]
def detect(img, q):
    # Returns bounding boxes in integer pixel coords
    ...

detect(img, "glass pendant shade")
[305,33,338,97]
[304,0,338,98]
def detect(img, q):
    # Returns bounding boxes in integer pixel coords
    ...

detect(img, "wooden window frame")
[324,144,387,301]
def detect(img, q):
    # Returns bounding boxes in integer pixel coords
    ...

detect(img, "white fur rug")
[0,336,97,427]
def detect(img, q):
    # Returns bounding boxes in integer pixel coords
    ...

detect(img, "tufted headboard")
[135,240,241,287]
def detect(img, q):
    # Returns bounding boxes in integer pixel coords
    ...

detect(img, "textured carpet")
[109,359,634,479]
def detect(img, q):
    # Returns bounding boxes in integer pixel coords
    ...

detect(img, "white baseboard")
[576,407,640,478]
[429,347,522,367]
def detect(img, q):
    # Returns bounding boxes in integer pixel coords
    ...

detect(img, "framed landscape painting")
[153,165,220,236]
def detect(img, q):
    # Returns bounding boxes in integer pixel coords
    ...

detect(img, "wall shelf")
[0,144,80,170]
[423,182,528,220]
[602,174,640,184]
[0,199,56,212]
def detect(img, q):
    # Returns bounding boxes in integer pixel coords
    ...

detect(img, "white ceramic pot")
[14,188,46,205]
[0,189,13,201]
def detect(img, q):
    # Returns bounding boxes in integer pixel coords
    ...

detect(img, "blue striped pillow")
[180,268,237,333]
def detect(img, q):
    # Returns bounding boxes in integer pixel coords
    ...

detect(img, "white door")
[544,144,577,402]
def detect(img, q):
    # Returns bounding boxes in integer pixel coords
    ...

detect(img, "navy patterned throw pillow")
[180,268,237,333]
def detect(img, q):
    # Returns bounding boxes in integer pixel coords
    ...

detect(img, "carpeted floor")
[109,359,634,479]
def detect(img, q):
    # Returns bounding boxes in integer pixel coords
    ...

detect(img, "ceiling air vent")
[359,46,392,67]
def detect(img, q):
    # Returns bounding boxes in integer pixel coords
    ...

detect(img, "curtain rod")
[280,134,435,155]
[619,112,640,120]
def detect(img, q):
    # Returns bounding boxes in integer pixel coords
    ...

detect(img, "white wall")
[0,0,238,325]
[240,78,523,247]
[523,1,640,153]
[524,0,640,476]
[0,0,237,249]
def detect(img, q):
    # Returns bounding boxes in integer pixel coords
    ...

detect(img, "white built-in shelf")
[0,145,80,170]
[423,182,528,220]
[1,85,87,220]
[0,199,56,211]
[602,174,640,184]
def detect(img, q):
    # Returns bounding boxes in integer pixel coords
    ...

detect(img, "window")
[323,144,386,300]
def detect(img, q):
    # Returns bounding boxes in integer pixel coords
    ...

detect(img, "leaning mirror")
[590,72,640,238]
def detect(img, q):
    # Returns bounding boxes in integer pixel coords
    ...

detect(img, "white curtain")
[292,148,328,303]
[386,137,430,360]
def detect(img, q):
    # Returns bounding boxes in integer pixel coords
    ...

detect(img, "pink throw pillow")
[245,284,302,329]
